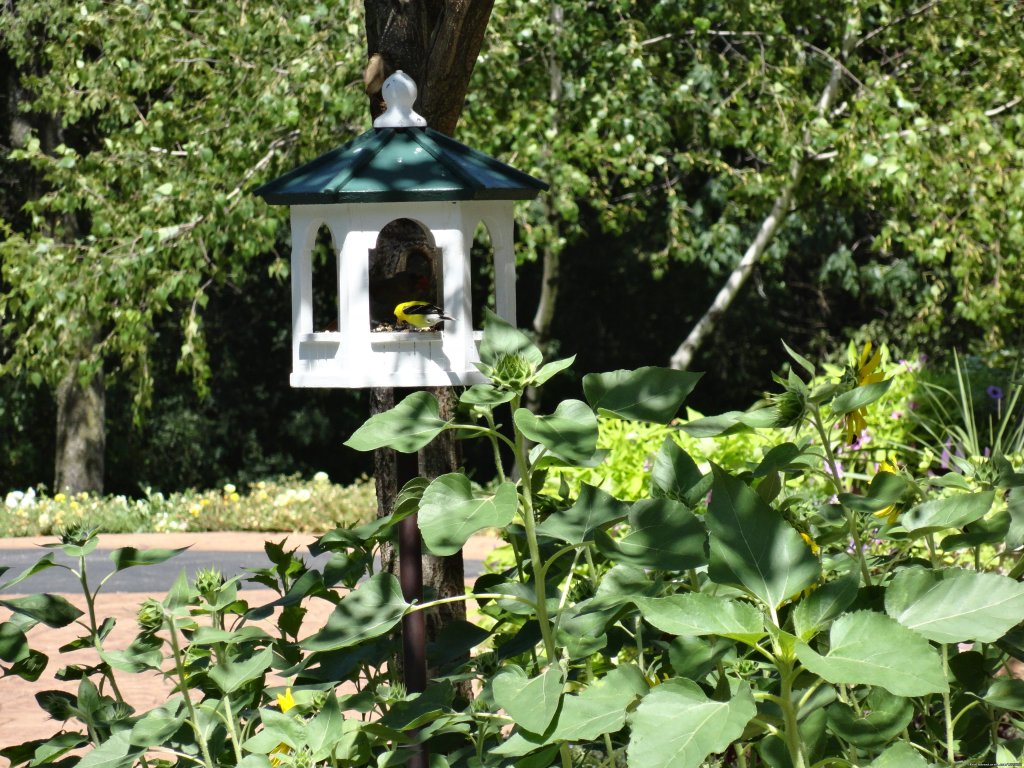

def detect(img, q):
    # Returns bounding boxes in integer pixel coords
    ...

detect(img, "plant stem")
[778,662,807,768]
[77,557,126,702]
[925,533,940,569]
[411,592,536,613]
[510,394,559,666]
[510,393,571,768]
[167,614,216,768]
[603,732,616,768]
[482,410,507,483]
[810,409,871,586]
[221,690,245,765]
[942,644,955,765]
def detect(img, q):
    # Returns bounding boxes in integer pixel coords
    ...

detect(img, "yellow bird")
[394,301,454,329]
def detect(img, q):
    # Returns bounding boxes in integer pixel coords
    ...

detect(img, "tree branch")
[669,8,861,371]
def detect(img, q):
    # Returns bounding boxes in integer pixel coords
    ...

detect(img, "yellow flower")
[799,531,820,556]
[843,341,884,444]
[277,688,296,713]
[873,459,901,525]
[787,531,821,604]
[270,689,297,766]
[54,493,67,503]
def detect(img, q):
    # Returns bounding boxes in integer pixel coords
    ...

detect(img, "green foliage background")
[2,0,1023,493]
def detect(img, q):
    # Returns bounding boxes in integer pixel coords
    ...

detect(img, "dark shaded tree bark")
[364,0,494,135]
[54,368,105,493]
[10,50,107,493]
[363,1,495,667]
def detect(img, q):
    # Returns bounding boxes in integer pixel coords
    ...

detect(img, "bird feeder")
[254,71,547,389]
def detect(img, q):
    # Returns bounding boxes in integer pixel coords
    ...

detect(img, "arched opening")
[470,220,495,329]
[311,224,339,332]
[369,218,443,331]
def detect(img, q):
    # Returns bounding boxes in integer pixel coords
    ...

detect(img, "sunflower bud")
[137,598,165,633]
[59,521,96,547]
[766,386,808,428]
[108,701,135,722]
[489,352,536,392]
[37,691,76,721]
[193,567,224,600]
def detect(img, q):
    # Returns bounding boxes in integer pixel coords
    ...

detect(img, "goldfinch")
[369,270,432,324]
[394,301,454,329]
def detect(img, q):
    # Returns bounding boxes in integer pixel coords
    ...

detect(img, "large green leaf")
[635,593,765,643]
[678,408,778,438]
[649,437,711,507]
[706,468,820,609]
[536,484,629,545]
[208,647,274,693]
[868,741,931,768]
[459,384,515,407]
[900,490,994,536]
[492,664,564,736]
[343,391,447,453]
[109,546,188,572]
[492,665,649,755]
[1007,486,1024,547]
[839,471,918,513]
[418,475,518,556]
[0,594,83,628]
[533,355,576,387]
[305,693,346,761]
[983,678,1024,710]
[129,700,188,747]
[829,379,892,417]
[826,688,914,749]
[378,682,457,731]
[301,573,408,651]
[241,708,308,754]
[595,498,707,571]
[99,631,164,673]
[0,553,57,592]
[795,612,947,696]
[627,679,755,768]
[885,567,1024,644]
[555,603,610,659]
[76,731,141,768]
[792,570,860,641]
[551,664,648,741]
[513,400,598,463]
[583,367,702,423]
[0,622,29,663]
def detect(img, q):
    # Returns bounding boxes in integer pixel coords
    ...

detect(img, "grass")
[1,473,377,537]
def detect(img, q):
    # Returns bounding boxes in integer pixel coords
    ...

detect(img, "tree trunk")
[54,367,105,493]
[363,1,495,663]
[33,102,108,493]
[364,0,495,135]
[668,11,860,371]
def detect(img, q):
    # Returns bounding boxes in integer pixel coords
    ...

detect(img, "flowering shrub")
[0,473,375,537]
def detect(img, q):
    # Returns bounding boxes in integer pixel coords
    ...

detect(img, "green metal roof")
[254,127,547,205]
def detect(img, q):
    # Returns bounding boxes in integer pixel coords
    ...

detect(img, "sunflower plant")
[3,320,1024,768]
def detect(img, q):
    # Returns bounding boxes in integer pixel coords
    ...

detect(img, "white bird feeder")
[255,72,547,388]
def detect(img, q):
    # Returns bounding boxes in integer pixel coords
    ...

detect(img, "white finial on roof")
[373,71,427,128]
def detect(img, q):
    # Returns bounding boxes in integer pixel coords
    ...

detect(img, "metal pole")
[395,448,428,767]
